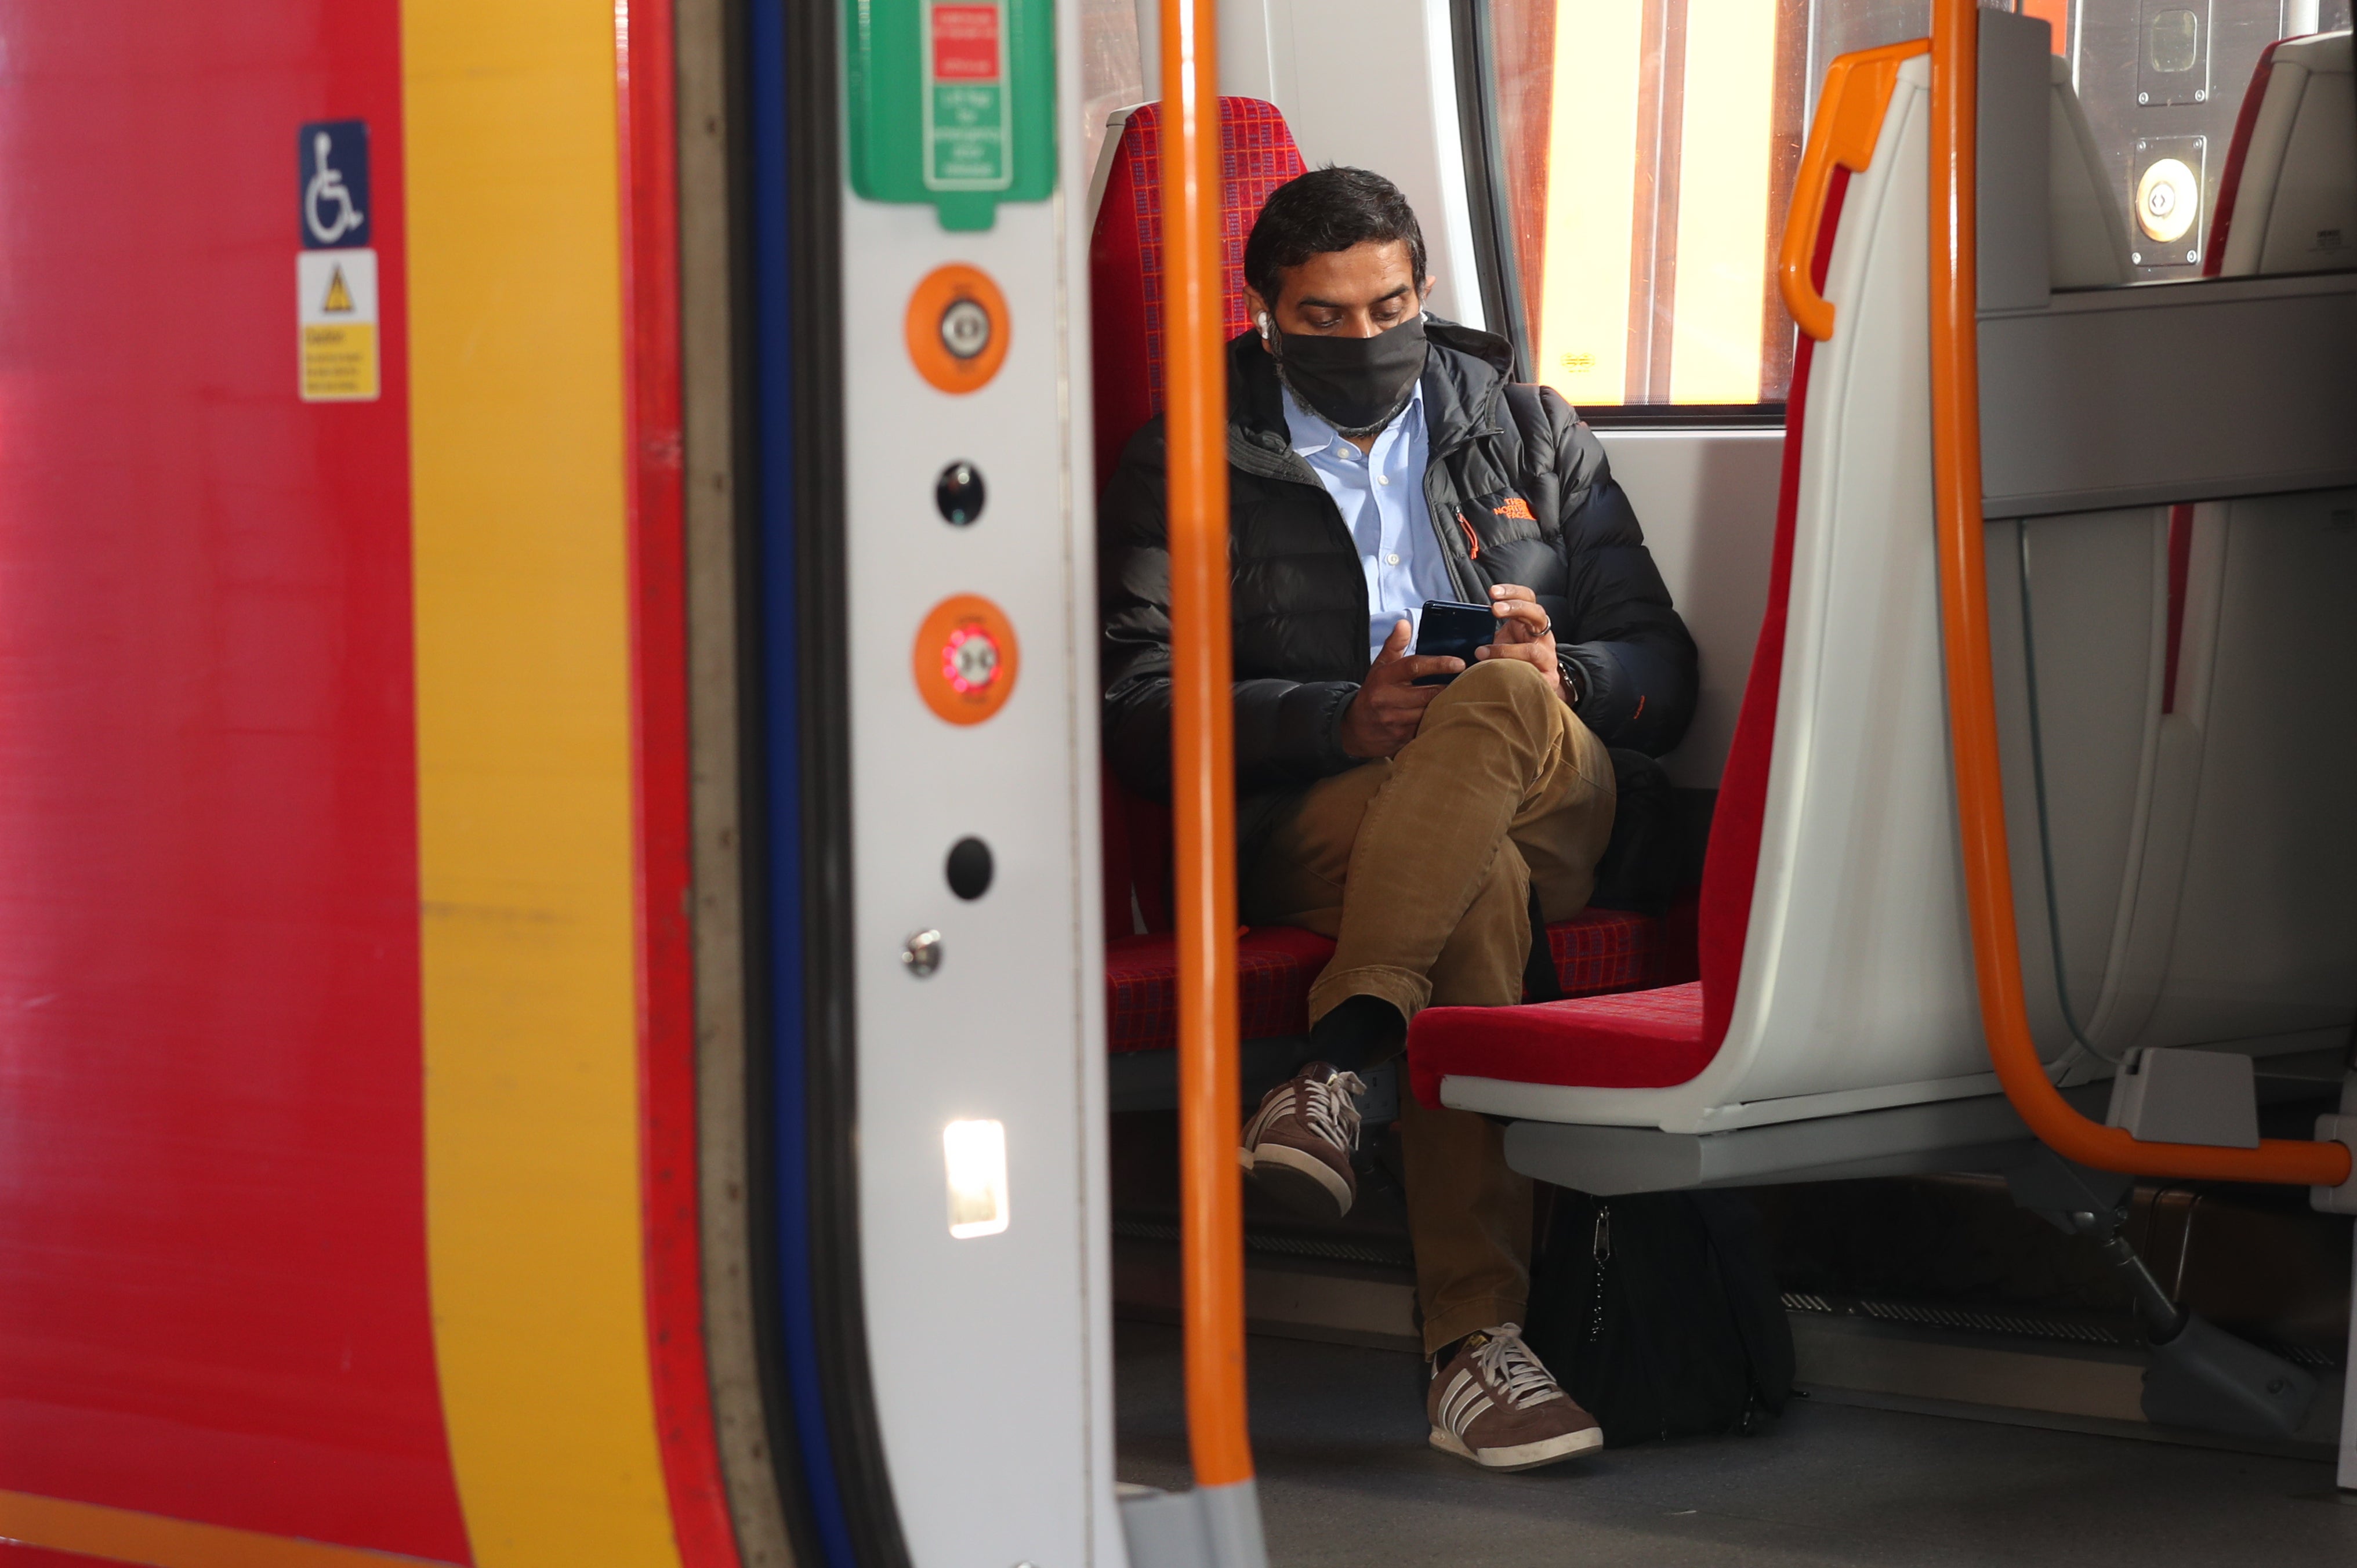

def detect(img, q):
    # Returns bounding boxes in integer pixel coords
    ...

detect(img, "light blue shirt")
[1282,379,1453,664]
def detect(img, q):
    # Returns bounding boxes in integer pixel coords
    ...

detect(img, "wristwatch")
[1556,648,1586,711]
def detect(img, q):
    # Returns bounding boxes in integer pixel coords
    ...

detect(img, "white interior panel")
[1597,430,1785,792]
[1259,0,1479,325]
[2257,67,2357,275]
[1130,0,1484,322]
[2048,54,2130,288]
[2218,31,2357,278]
[2138,488,2357,1048]
[837,10,1115,1562]
[2014,508,2167,1047]
[1986,509,2168,1080]
[1986,490,2357,1077]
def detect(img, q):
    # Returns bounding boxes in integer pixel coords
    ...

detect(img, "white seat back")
[2216,31,2356,277]
[2049,55,2130,288]
[1474,56,1995,1138]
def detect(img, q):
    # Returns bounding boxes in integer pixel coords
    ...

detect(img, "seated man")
[1100,167,1696,1471]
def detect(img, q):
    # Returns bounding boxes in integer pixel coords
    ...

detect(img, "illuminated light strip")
[0,1490,460,1568]
[1669,0,1779,403]
[400,0,692,1563]
[1535,0,1642,402]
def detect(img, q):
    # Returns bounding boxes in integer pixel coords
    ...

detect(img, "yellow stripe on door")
[400,1,684,1564]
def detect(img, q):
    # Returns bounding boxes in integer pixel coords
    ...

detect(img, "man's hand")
[1337,619,1460,760]
[1474,582,1567,700]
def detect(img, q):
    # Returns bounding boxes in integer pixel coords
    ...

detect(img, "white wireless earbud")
[1256,311,1272,338]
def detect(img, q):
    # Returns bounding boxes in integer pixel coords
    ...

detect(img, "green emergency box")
[846,0,1057,231]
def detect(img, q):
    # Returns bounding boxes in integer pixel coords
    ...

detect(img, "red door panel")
[0,5,468,1559]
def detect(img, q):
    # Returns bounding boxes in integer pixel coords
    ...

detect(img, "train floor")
[1112,1320,2357,1567]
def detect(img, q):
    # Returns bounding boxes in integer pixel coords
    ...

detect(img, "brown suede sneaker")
[1238,1062,1366,1220]
[1427,1324,1604,1471]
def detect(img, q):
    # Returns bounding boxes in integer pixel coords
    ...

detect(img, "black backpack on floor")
[1524,1189,1796,1446]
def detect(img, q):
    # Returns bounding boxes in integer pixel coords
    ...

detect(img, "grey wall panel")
[1981,272,2357,516]
[2135,488,2357,1051]
[1978,6,2053,313]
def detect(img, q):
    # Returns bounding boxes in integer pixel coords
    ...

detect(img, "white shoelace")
[1473,1324,1565,1409]
[1294,1069,1366,1151]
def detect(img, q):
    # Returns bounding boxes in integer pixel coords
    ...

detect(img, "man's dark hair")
[1242,166,1427,313]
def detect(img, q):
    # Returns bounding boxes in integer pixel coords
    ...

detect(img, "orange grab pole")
[1924,0,2350,1189]
[1777,38,1927,342]
[1161,0,1254,1489]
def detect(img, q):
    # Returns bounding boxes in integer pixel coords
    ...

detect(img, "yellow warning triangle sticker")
[322,266,353,313]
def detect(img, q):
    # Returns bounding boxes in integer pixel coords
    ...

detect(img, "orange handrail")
[1777,38,1928,342]
[1161,0,1254,1489]
[1924,0,2351,1189]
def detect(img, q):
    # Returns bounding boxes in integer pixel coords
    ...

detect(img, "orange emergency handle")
[1922,0,2352,1190]
[1778,38,1927,342]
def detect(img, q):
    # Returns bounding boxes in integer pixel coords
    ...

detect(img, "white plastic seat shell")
[2048,53,2130,289]
[1443,57,1990,1137]
[2215,31,2356,279]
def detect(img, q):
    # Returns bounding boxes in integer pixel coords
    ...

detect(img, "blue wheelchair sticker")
[298,120,369,249]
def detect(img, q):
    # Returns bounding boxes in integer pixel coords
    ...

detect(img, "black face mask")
[1268,313,1429,437]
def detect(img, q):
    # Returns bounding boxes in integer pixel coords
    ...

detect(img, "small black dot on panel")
[935,462,985,525]
[946,836,993,900]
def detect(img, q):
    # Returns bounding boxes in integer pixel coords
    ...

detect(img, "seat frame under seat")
[1498,1051,2350,1196]
[1500,1085,2110,1197]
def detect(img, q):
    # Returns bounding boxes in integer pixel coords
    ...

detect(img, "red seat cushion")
[1105,925,1336,1053]
[1410,983,1709,1101]
[1105,907,1691,1055]
[1548,898,1696,996]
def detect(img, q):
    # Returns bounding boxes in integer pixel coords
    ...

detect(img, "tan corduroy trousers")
[1240,657,1616,1353]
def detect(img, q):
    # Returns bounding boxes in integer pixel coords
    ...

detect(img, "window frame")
[1449,0,1794,431]
[1449,0,1535,383]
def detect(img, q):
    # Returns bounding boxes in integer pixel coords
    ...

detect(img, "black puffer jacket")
[1101,320,1697,847]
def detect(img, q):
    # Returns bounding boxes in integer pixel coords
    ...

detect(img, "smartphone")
[1410,599,1496,685]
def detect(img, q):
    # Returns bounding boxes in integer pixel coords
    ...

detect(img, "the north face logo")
[1493,496,1536,523]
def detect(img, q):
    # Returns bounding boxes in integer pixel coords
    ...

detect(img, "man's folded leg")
[1399,836,1532,1345]
[1402,1051,1530,1350]
[1234,759,1391,1220]
[1235,659,1614,1215]
[1307,658,1612,1029]
[1240,756,1413,1077]
[1405,845,1605,1469]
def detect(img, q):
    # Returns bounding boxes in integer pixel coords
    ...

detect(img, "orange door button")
[905,264,1010,394]
[913,594,1020,724]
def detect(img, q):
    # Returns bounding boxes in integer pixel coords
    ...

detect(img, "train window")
[1471,0,1826,416]
[1465,0,2354,418]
